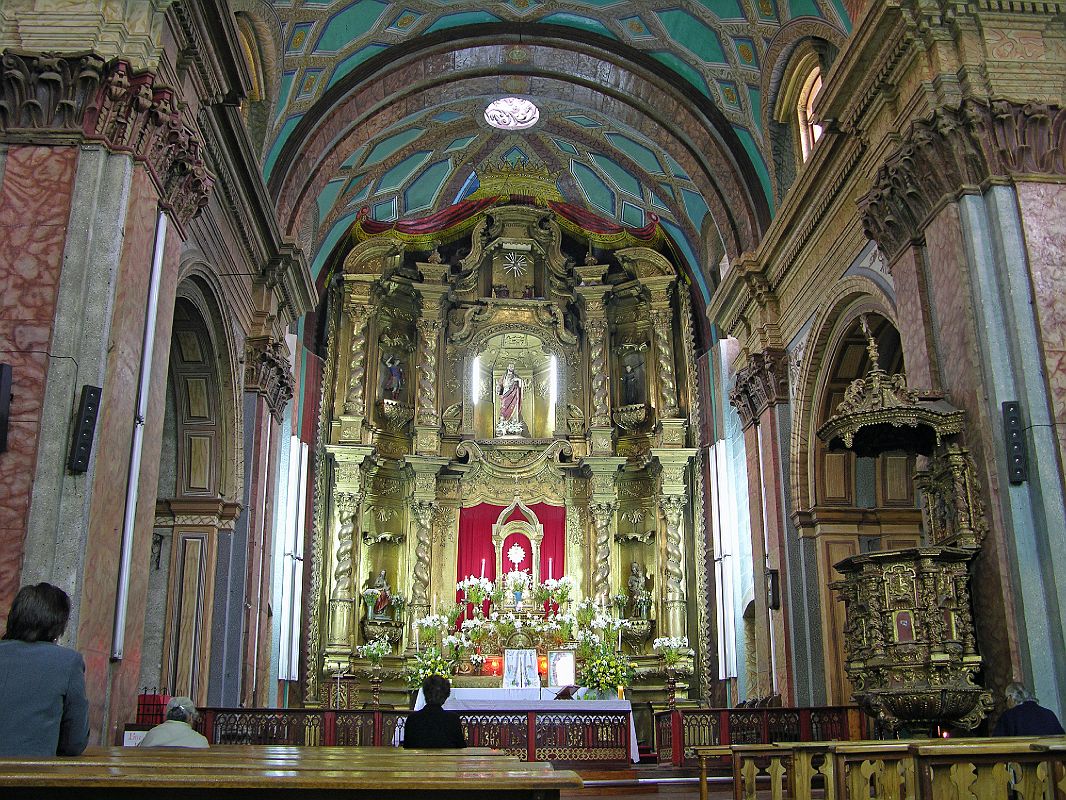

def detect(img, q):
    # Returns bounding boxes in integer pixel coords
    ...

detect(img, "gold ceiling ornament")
[470,160,564,202]
[831,547,993,732]
[816,315,964,456]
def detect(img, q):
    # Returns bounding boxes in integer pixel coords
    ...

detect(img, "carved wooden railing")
[693,736,1066,800]
[654,706,865,766]
[195,707,631,763]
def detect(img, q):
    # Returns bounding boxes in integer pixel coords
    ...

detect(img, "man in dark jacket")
[992,682,1065,736]
[402,675,466,749]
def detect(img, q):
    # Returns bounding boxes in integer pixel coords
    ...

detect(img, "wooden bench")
[0,745,582,800]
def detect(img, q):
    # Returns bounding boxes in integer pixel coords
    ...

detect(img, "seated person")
[139,696,209,748]
[992,682,1065,736]
[0,583,89,757]
[402,676,466,749]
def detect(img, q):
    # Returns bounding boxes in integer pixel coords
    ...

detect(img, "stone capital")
[651,448,698,494]
[860,99,1066,263]
[326,445,376,489]
[729,348,789,429]
[0,52,213,231]
[244,335,293,418]
[403,455,449,501]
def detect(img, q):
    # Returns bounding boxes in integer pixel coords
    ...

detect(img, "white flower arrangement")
[356,637,392,664]
[457,575,494,606]
[504,569,531,593]
[653,636,689,666]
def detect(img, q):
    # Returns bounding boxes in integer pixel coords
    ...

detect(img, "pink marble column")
[742,423,775,699]
[921,201,1019,700]
[76,166,182,744]
[888,245,940,391]
[1017,183,1066,491]
[0,145,78,627]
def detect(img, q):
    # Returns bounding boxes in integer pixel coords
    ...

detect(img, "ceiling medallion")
[484,97,540,130]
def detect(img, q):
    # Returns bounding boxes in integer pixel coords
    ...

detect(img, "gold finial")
[859,314,880,369]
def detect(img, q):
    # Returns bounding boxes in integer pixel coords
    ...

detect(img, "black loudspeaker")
[0,364,11,453]
[1003,401,1028,485]
[68,385,102,473]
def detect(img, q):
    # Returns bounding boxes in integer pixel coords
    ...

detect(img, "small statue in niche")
[627,561,646,601]
[382,354,405,400]
[627,562,651,618]
[620,352,646,406]
[496,362,525,436]
[363,569,393,620]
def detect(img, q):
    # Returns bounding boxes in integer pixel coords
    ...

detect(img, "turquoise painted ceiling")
[307,97,722,295]
[265,0,851,289]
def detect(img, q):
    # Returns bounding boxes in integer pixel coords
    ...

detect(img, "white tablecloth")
[408,687,639,761]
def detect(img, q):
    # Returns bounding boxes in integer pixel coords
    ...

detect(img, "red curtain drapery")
[456,502,565,619]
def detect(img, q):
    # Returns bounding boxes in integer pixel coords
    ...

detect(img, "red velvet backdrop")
[456,503,565,617]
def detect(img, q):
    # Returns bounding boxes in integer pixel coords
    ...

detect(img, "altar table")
[405,688,639,763]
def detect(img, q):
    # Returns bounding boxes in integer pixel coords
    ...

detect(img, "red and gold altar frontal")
[306,164,702,710]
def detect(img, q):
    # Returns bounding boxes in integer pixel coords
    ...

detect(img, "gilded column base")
[657,419,688,447]
[415,425,441,456]
[663,597,687,639]
[336,415,367,444]
[589,426,613,455]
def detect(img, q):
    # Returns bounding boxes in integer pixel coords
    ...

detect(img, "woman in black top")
[402,675,466,748]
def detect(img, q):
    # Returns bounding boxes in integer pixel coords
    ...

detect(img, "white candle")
[480,558,486,578]
[415,623,420,652]
[618,627,623,650]
[548,557,553,580]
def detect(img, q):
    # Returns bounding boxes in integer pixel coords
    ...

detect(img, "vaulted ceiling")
[258,0,851,297]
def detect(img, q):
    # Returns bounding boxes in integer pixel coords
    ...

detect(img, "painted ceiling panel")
[376,150,432,191]
[405,158,453,211]
[424,11,502,32]
[571,160,615,215]
[314,0,390,53]
[326,43,389,89]
[589,153,641,198]
[364,128,426,166]
[604,133,664,176]
[654,10,727,64]
[539,12,617,38]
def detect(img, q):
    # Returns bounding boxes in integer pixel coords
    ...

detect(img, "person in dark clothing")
[0,583,90,757]
[402,675,466,749]
[992,682,1065,736]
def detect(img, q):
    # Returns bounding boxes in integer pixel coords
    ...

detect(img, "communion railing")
[654,706,866,766]
[186,706,630,762]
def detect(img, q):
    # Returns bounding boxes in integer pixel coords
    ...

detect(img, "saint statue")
[364,569,392,619]
[496,363,524,436]
[620,353,645,405]
[627,561,646,601]
[382,354,404,400]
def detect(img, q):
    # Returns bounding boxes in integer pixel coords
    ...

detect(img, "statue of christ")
[496,363,525,436]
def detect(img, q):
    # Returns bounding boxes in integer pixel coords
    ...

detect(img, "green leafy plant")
[578,644,634,693]
[403,646,454,688]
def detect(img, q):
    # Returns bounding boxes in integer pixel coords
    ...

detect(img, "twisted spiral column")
[587,317,610,426]
[589,500,616,606]
[329,490,361,647]
[652,308,679,418]
[410,500,434,608]
[415,317,441,426]
[343,303,372,415]
[660,494,686,638]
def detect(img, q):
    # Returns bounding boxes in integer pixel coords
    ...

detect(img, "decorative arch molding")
[761,18,849,202]
[269,38,768,265]
[171,270,244,503]
[230,0,285,155]
[789,275,898,514]
[492,495,545,579]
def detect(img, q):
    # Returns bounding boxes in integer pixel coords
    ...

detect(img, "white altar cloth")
[408,687,639,761]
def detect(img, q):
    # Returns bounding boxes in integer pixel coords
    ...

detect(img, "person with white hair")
[992,682,1064,737]
[138,696,209,748]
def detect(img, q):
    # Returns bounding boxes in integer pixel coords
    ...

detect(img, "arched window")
[797,68,823,161]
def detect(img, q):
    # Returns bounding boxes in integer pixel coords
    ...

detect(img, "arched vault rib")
[269,36,769,265]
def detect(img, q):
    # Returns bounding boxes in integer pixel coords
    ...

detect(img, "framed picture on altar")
[547,650,576,687]
[503,648,540,688]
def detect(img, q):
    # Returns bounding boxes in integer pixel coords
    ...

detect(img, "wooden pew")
[0,745,582,799]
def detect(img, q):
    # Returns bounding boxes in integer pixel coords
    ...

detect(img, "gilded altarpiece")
[304,174,711,715]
